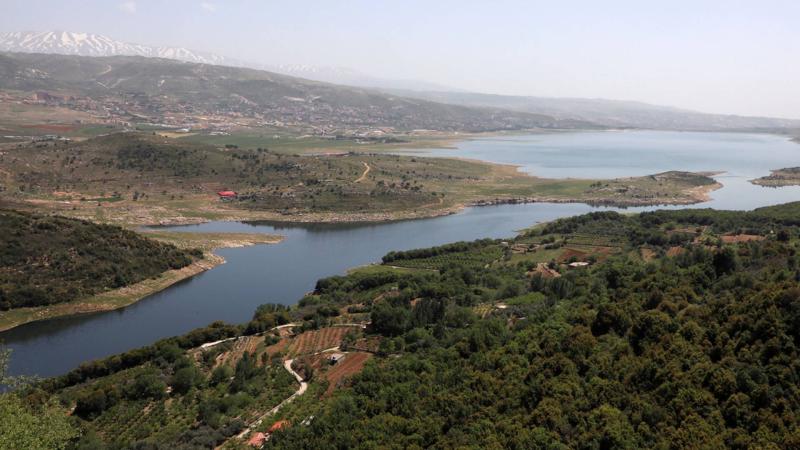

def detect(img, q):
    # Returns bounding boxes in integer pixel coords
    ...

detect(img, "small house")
[269,420,291,433]
[247,432,267,448]
[217,190,237,201]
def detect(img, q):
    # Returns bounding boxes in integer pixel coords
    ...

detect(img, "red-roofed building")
[217,190,237,201]
[247,432,267,447]
[269,420,291,433]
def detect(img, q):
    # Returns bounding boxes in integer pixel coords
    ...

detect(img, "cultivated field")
[287,326,361,356]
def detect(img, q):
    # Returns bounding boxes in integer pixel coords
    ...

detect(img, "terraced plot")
[287,326,361,356]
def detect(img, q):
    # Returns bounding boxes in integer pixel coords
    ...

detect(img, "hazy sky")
[2,0,799,119]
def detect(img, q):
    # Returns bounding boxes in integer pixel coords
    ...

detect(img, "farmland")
[287,326,362,356]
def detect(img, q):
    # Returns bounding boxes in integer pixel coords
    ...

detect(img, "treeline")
[268,239,800,448]
[41,321,240,392]
[39,302,295,393]
[262,204,800,448]
[382,239,497,263]
[0,210,199,310]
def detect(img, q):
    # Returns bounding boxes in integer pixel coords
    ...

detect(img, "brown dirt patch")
[21,124,78,132]
[721,234,765,243]
[558,248,589,263]
[288,326,361,356]
[323,352,372,397]
[666,246,686,257]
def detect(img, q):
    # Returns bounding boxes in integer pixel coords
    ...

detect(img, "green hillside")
[4,203,800,448]
[0,52,586,133]
[0,209,196,310]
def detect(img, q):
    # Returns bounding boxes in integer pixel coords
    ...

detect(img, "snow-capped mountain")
[0,31,231,65]
[0,30,460,92]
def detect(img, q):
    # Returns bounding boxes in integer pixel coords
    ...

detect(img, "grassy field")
[0,102,118,140]
[0,132,720,226]
[173,128,464,154]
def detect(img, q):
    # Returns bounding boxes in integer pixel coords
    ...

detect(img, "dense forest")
[4,203,800,448]
[0,209,198,309]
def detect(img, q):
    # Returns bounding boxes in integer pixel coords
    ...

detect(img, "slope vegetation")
[7,203,800,448]
[0,133,720,225]
[0,209,196,311]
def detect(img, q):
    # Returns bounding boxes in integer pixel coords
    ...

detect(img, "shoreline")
[0,233,283,333]
[85,181,726,228]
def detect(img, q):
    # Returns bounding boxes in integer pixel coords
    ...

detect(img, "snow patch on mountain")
[0,31,230,65]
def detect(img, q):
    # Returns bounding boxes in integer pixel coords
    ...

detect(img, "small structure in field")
[568,261,590,268]
[327,353,345,365]
[217,190,237,201]
[247,432,267,447]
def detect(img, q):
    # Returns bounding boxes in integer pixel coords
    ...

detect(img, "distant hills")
[381,90,800,132]
[0,52,586,132]
[1,30,799,132]
[0,31,456,93]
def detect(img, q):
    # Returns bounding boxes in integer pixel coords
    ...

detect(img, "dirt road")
[354,162,370,183]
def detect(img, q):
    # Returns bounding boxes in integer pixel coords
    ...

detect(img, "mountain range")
[1,30,799,132]
[0,31,453,92]
[0,31,229,65]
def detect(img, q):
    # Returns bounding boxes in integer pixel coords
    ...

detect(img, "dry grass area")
[721,234,765,243]
[142,231,283,252]
[667,246,687,257]
[640,247,658,261]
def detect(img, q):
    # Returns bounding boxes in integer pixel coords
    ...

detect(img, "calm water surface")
[4,131,800,377]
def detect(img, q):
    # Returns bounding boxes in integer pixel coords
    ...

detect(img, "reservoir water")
[3,131,800,377]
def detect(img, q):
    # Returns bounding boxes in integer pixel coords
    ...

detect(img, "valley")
[6,203,800,448]
[1,12,800,449]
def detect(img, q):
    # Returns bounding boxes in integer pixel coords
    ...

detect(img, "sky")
[2,0,799,119]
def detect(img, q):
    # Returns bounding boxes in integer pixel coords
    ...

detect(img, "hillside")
[0,52,588,134]
[5,203,800,448]
[0,209,196,311]
[0,133,720,225]
[383,90,800,131]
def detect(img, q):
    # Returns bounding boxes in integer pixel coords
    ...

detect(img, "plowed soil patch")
[324,352,372,397]
[288,326,360,356]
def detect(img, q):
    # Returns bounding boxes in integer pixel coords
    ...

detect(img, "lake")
[3,131,800,377]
